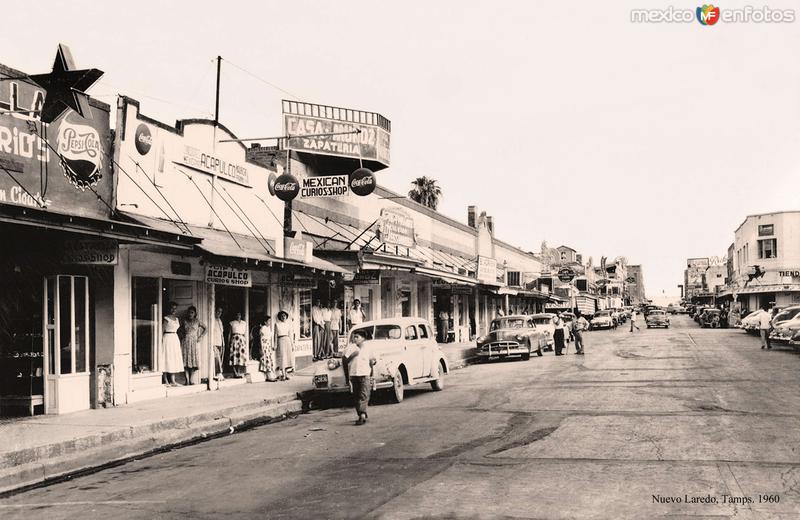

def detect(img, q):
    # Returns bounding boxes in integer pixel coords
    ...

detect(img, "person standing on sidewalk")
[342,329,377,425]
[330,300,342,355]
[321,302,333,359]
[312,300,325,361]
[573,312,588,355]
[630,309,640,332]
[759,304,773,349]
[274,311,294,380]
[161,302,184,386]
[228,312,248,378]
[180,306,206,385]
[211,306,225,381]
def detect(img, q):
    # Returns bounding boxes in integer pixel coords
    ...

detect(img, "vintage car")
[771,305,800,329]
[529,313,557,348]
[771,315,800,343]
[310,318,448,403]
[475,315,548,361]
[739,310,761,334]
[646,309,670,328]
[590,310,615,330]
[699,308,721,328]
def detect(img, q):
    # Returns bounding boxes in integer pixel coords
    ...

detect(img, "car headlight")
[327,358,341,370]
[515,334,525,342]
[477,335,487,344]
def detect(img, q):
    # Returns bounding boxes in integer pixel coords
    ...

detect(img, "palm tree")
[408,176,442,210]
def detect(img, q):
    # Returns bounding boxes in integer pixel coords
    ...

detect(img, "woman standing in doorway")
[258,315,277,382]
[180,306,207,385]
[274,311,294,381]
[228,311,248,378]
[161,302,184,386]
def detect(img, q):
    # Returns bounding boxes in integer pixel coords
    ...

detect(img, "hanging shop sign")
[377,207,415,248]
[350,269,381,285]
[206,265,252,287]
[274,173,300,201]
[61,240,118,265]
[300,174,350,199]
[267,171,277,196]
[284,237,313,263]
[557,267,576,283]
[476,256,498,283]
[625,276,636,283]
[282,100,391,167]
[177,145,250,187]
[0,46,112,219]
[349,168,376,196]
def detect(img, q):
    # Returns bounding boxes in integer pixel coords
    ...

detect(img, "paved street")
[2,316,800,519]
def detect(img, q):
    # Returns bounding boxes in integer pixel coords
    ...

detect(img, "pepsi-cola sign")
[274,173,300,202]
[349,167,376,196]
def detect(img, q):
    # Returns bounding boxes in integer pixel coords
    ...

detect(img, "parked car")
[771,305,800,329]
[475,315,548,361]
[646,309,670,328]
[770,315,800,343]
[310,317,448,403]
[739,310,761,334]
[590,310,615,330]
[693,306,709,323]
[529,313,557,349]
[699,308,721,328]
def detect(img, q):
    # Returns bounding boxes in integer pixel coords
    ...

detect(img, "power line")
[221,58,301,101]
[0,164,46,208]
[206,178,274,256]
[130,159,191,234]
[176,166,242,251]
[218,183,276,254]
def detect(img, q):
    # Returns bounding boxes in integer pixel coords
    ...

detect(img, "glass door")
[43,275,90,414]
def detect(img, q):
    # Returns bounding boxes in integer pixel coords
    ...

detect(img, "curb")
[0,395,302,496]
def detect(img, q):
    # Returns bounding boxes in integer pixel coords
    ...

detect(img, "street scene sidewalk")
[1,341,477,495]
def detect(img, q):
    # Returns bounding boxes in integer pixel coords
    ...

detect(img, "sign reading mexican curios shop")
[377,207,415,248]
[301,175,349,199]
[206,265,252,287]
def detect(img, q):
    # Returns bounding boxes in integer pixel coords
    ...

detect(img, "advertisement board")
[0,71,112,219]
[476,256,498,283]
[300,174,349,199]
[205,265,252,287]
[61,240,118,265]
[177,144,250,187]
[377,207,415,248]
[283,101,390,166]
[686,257,709,297]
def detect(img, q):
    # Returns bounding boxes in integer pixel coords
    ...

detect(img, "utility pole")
[214,56,221,124]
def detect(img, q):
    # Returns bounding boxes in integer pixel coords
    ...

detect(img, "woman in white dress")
[274,311,294,381]
[228,312,248,378]
[161,302,185,386]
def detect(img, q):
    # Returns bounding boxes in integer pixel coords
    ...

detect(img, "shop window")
[45,276,90,376]
[758,239,777,259]
[758,224,774,236]
[405,325,418,340]
[299,289,312,339]
[507,271,521,287]
[132,277,159,373]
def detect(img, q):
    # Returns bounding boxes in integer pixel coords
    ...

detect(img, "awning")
[721,284,800,296]
[120,212,349,275]
[417,267,477,286]
[1,204,199,249]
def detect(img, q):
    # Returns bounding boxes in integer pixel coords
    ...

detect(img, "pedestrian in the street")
[161,301,184,386]
[759,304,773,349]
[312,300,324,361]
[630,309,640,332]
[228,311,248,378]
[553,315,565,355]
[573,312,588,355]
[342,329,377,425]
[438,309,450,343]
[258,315,277,382]
[211,306,225,381]
[180,306,206,385]
[330,299,342,355]
[274,311,294,380]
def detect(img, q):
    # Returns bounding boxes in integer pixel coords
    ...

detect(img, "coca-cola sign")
[134,123,152,155]
[349,167,376,196]
[267,171,277,196]
[274,173,300,202]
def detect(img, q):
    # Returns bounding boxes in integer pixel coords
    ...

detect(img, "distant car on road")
[475,315,548,361]
[590,310,615,330]
[646,309,670,328]
[310,318,448,403]
[699,308,722,328]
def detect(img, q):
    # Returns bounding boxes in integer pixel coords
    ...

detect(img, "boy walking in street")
[573,312,589,355]
[630,309,640,332]
[759,304,773,349]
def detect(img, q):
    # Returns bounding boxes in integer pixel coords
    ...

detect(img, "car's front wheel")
[430,360,445,391]
[391,370,404,403]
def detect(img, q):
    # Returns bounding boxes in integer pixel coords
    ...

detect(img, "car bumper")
[476,342,529,358]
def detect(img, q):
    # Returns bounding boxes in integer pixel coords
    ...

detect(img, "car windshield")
[491,318,527,330]
[596,311,611,317]
[775,308,800,322]
[350,324,402,342]
[531,317,552,325]
[650,311,666,316]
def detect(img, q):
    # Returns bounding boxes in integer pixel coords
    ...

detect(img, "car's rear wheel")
[391,370,404,403]
[521,352,531,361]
[430,360,445,391]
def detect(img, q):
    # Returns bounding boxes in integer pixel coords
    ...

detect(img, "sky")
[5,0,800,299]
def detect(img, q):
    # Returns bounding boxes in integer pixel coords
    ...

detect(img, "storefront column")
[206,282,216,390]
[112,246,132,406]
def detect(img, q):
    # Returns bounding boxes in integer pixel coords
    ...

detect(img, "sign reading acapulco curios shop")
[0,46,112,219]
[206,265,252,287]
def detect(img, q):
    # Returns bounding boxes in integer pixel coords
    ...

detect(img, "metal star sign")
[28,44,103,124]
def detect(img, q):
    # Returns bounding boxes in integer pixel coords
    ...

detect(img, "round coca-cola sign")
[134,124,152,156]
[267,171,277,196]
[274,173,299,202]
[349,167,376,196]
